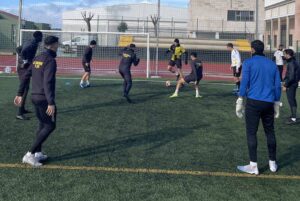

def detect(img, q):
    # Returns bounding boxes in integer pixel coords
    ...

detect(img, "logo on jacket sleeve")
[33,61,43,69]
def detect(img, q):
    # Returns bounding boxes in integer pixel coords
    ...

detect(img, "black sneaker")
[124,95,133,103]
[286,118,297,125]
[22,110,32,114]
[16,115,30,120]
[126,96,133,103]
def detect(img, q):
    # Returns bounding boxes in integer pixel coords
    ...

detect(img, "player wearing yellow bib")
[166,39,188,80]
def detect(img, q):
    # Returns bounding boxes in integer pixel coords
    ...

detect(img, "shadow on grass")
[48,126,202,163]
[259,144,300,174]
[58,91,168,114]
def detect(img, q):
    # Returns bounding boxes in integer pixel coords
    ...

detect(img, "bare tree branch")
[150,15,159,37]
[81,11,95,32]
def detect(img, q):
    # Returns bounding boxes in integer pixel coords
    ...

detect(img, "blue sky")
[0,0,188,28]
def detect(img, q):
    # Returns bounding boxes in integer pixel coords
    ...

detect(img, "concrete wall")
[295,0,300,43]
[264,0,299,50]
[188,0,265,39]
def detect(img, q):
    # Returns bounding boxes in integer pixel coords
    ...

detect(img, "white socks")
[250,161,257,167]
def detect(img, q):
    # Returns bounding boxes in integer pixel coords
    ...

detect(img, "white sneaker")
[22,152,42,167]
[269,161,278,173]
[237,163,259,175]
[170,93,178,98]
[35,152,48,162]
[195,95,203,98]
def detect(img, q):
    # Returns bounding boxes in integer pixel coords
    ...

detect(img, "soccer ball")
[165,80,171,87]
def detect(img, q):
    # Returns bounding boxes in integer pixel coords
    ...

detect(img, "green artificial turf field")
[0,76,299,201]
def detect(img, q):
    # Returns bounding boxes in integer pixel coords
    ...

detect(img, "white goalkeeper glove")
[274,101,282,119]
[236,97,244,118]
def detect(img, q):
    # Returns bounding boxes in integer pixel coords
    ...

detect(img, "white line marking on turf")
[0,163,299,180]
[0,75,235,86]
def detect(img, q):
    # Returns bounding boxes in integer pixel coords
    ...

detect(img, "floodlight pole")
[155,0,160,76]
[255,0,259,39]
[18,0,23,46]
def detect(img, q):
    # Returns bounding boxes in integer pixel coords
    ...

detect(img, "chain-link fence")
[1,0,300,81]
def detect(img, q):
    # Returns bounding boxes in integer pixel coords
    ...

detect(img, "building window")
[289,34,293,47]
[227,10,254,22]
[274,35,277,48]
[267,35,271,45]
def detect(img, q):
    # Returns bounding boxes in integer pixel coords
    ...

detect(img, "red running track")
[0,55,233,81]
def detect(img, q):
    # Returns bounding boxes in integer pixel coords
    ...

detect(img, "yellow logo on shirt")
[33,61,43,69]
[123,53,131,58]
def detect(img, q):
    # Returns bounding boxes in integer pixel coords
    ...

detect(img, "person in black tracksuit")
[80,40,97,88]
[118,44,140,103]
[170,52,203,98]
[16,31,43,120]
[283,49,300,125]
[14,36,59,167]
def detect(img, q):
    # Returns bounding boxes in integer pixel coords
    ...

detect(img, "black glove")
[184,52,188,65]
[134,58,140,66]
[21,62,30,69]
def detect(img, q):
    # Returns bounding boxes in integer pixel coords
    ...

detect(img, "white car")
[62,36,92,52]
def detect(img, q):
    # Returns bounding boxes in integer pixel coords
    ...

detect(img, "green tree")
[118,22,128,32]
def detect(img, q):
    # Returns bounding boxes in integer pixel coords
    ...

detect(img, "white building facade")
[188,0,265,40]
[265,0,300,50]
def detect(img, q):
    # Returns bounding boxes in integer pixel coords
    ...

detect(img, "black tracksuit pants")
[245,99,277,162]
[17,68,30,115]
[30,98,56,154]
[277,65,284,82]
[119,70,132,97]
[286,85,298,119]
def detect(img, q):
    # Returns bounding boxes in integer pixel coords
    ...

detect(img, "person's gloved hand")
[274,101,281,119]
[236,97,244,118]
[21,60,30,68]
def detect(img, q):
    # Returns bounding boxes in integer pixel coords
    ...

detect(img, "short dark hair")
[174,38,179,43]
[227,43,233,48]
[44,36,59,46]
[190,52,197,58]
[33,31,43,39]
[129,43,136,48]
[33,31,43,42]
[279,44,284,48]
[90,40,97,45]
[284,49,294,57]
[251,40,264,54]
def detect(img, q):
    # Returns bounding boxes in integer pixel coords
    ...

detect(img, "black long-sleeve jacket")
[17,49,57,105]
[20,39,40,63]
[190,59,203,81]
[82,46,93,63]
[119,47,140,72]
[284,57,300,88]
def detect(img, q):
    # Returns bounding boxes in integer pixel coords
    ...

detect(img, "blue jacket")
[239,54,281,103]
